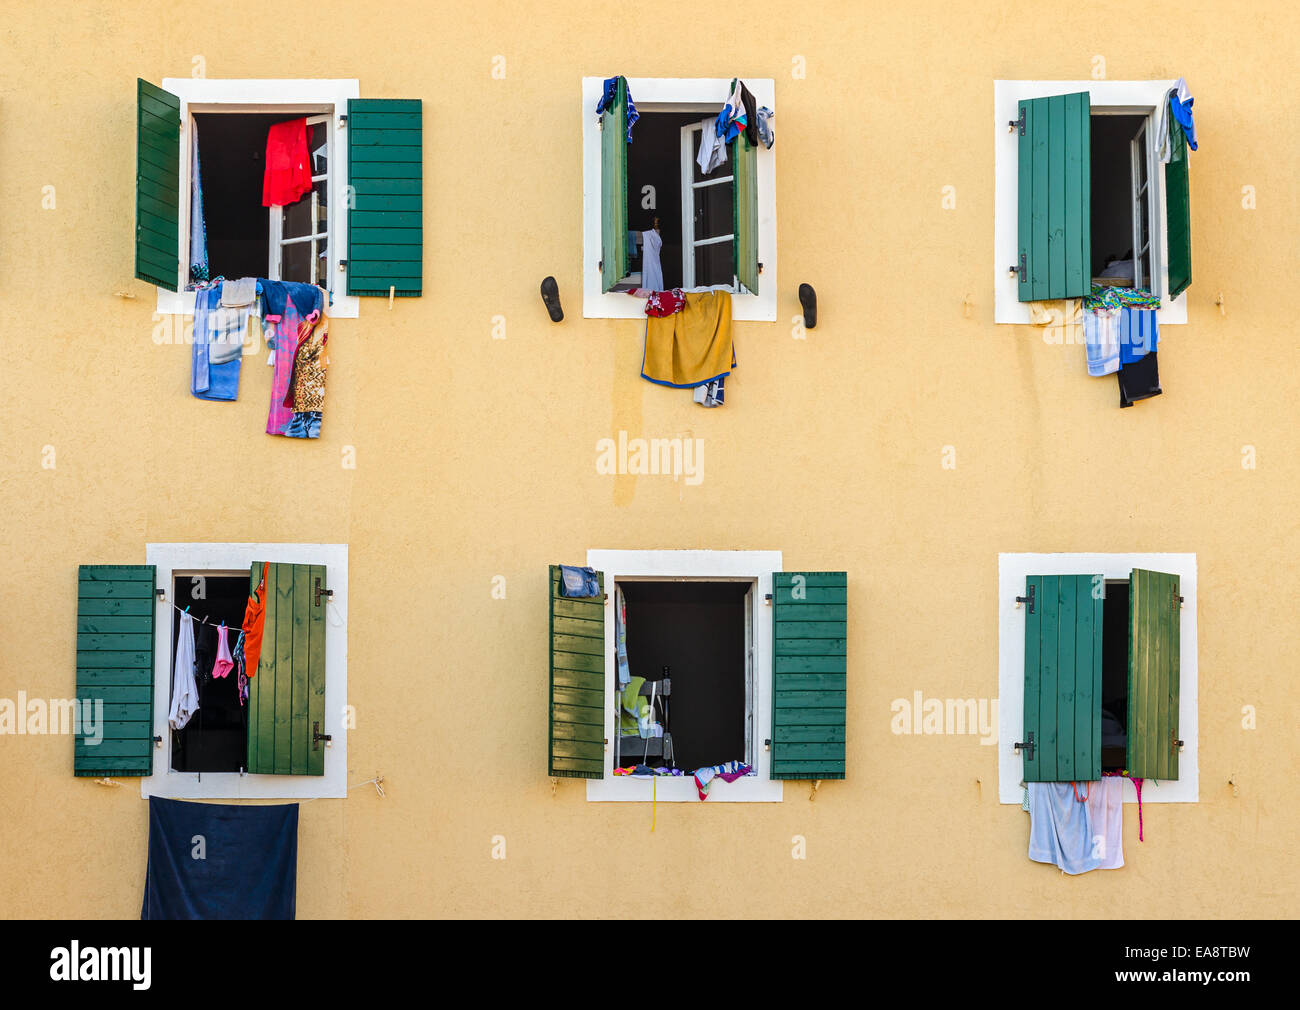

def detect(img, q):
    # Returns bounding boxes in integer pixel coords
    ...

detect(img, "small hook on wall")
[1215,291,1226,317]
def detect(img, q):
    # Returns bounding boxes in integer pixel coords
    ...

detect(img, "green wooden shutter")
[771,572,846,780]
[246,563,327,776]
[548,566,605,778]
[1017,91,1091,302]
[1165,117,1192,299]
[733,126,759,295]
[347,98,423,297]
[599,78,629,293]
[1021,575,1102,782]
[1127,568,1181,780]
[75,565,156,777]
[135,79,180,291]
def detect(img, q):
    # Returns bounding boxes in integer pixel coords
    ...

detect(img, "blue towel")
[191,288,241,401]
[1119,307,1158,365]
[141,797,299,919]
[1026,783,1101,874]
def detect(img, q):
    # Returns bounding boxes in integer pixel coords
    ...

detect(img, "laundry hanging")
[641,290,736,403]
[596,76,639,142]
[190,288,243,401]
[168,612,200,731]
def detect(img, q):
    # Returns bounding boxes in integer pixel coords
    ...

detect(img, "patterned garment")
[285,312,328,412]
[693,761,752,800]
[645,288,685,317]
[1084,283,1162,313]
[232,631,248,707]
[262,284,323,435]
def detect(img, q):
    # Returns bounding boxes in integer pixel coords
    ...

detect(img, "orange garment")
[241,562,270,679]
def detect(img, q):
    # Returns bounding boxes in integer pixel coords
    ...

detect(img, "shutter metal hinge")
[1008,107,1025,135]
[1172,732,1184,753]
[1016,584,1035,614]
[313,722,332,750]
[1013,732,1036,760]
[1010,252,1027,277]
[314,577,333,607]
[757,262,764,274]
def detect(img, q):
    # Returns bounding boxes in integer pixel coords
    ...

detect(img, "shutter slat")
[600,78,628,293]
[1021,574,1102,782]
[1018,91,1091,302]
[549,566,605,778]
[246,563,327,776]
[1127,568,1180,779]
[770,572,847,780]
[135,79,180,291]
[347,98,423,297]
[75,565,155,777]
[733,128,759,294]
[1165,117,1192,298]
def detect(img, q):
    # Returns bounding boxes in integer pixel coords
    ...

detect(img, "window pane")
[693,181,733,242]
[282,240,312,283]
[692,127,729,183]
[316,234,329,283]
[283,191,314,239]
[694,240,734,287]
[315,179,328,233]
[308,124,328,176]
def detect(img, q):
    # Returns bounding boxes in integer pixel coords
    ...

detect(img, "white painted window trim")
[141,542,349,800]
[993,80,1187,326]
[582,77,777,322]
[155,79,360,320]
[585,549,784,802]
[997,553,1198,805]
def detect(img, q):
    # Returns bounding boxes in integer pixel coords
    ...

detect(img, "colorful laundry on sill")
[614,765,685,777]
[1083,283,1161,313]
[645,288,686,317]
[597,76,639,143]
[694,761,751,800]
[263,118,313,207]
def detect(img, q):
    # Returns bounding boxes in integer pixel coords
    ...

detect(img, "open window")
[547,556,846,801]
[134,79,423,319]
[74,544,349,798]
[583,78,776,321]
[1019,570,1182,784]
[995,81,1192,323]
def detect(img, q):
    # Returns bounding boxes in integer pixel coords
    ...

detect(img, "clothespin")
[388,285,395,310]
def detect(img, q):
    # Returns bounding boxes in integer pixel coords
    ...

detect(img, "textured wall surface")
[0,0,1296,918]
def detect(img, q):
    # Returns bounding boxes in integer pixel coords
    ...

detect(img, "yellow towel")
[642,291,735,387]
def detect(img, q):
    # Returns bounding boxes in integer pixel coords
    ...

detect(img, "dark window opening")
[169,574,249,773]
[192,113,321,283]
[624,111,734,291]
[617,580,748,772]
[1090,113,1149,286]
[1101,579,1129,772]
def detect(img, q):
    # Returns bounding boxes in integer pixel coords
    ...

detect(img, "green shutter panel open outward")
[246,563,327,776]
[599,78,629,293]
[75,565,156,777]
[548,566,605,778]
[771,572,846,780]
[1165,117,1192,299]
[1021,575,1102,783]
[1127,568,1181,780]
[135,79,180,291]
[1017,91,1091,302]
[346,98,423,297]
[733,125,759,295]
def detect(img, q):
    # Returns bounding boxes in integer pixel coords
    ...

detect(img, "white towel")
[168,613,200,731]
[220,277,258,307]
[1027,782,1100,874]
[1086,778,1125,869]
[1084,307,1120,377]
[696,117,727,175]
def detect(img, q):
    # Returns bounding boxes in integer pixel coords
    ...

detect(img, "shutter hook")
[389,285,395,310]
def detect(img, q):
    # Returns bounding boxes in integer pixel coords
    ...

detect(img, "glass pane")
[693,181,733,242]
[283,191,314,239]
[695,240,734,287]
[692,126,734,183]
[282,241,312,283]
[315,179,328,232]
[1137,191,1149,252]
[308,123,328,176]
[316,235,329,284]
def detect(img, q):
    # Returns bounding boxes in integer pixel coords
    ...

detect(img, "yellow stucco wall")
[1,0,1296,918]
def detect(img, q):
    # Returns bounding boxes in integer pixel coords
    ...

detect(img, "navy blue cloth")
[142,796,299,920]
[260,279,322,319]
[596,76,639,142]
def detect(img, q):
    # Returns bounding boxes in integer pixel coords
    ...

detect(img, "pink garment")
[212,625,234,679]
[265,306,318,434]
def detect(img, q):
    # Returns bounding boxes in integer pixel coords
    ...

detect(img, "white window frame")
[585,549,784,802]
[994,80,1186,326]
[679,121,737,290]
[997,553,1198,805]
[155,79,360,319]
[582,77,777,322]
[141,542,349,800]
